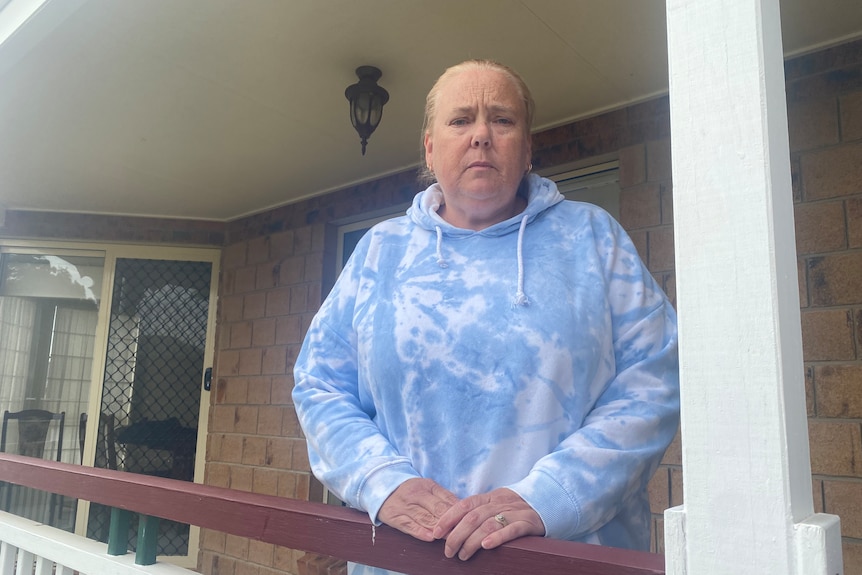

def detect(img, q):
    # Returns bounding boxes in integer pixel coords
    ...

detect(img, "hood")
[406,174,565,307]
[407,173,564,236]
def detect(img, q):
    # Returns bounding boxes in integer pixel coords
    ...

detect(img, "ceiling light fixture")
[345,66,389,155]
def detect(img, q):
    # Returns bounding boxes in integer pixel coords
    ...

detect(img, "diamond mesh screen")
[87,258,211,556]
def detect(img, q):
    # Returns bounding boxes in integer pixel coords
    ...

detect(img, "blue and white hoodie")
[293,174,679,571]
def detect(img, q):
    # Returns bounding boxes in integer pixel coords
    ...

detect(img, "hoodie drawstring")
[434,216,529,306]
[513,215,529,307]
[435,226,448,268]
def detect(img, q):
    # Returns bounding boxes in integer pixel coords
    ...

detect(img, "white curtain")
[0,296,36,414]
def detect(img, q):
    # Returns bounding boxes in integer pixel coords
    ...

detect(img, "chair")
[0,409,66,524]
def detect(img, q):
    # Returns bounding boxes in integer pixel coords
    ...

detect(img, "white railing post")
[663,0,843,573]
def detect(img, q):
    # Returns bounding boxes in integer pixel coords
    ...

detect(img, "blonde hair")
[419,60,535,185]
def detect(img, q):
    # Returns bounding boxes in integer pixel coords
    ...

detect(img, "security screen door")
[86,255,214,562]
[0,242,218,568]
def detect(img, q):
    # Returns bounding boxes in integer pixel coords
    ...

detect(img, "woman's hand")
[433,488,545,560]
[377,478,459,542]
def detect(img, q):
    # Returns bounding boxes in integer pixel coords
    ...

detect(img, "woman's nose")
[471,123,491,147]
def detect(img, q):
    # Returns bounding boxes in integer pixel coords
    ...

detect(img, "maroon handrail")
[0,453,664,575]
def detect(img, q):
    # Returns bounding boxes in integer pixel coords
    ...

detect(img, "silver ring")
[494,513,508,527]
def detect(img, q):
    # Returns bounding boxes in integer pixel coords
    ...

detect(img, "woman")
[292,60,680,573]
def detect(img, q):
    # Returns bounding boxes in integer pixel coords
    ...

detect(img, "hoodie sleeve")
[506,215,680,542]
[292,235,422,524]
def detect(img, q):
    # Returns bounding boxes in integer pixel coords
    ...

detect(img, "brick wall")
[786,38,862,571]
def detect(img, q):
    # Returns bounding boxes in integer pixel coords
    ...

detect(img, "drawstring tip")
[513,292,529,307]
[436,259,448,268]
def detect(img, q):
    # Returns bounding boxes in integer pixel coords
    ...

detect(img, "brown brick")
[230,322,253,349]
[223,378,249,404]
[798,258,808,308]
[267,437,293,469]
[652,517,665,554]
[219,434,244,463]
[647,467,670,513]
[805,366,816,417]
[801,142,862,201]
[265,287,291,317]
[238,348,262,376]
[253,468,279,496]
[235,266,257,294]
[225,534,249,560]
[647,139,672,182]
[619,144,646,187]
[223,243,247,271]
[808,253,862,306]
[221,295,244,323]
[201,528,227,553]
[794,201,846,254]
[248,236,270,265]
[294,227,312,255]
[844,539,862,575]
[217,350,240,377]
[840,91,862,142]
[663,273,676,309]
[256,262,280,290]
[849,198,862,249]
[261,345,287,375]
[801,309,855,361]
[204,552,236,575]
[247,377,273,405]
[812,478,824,513]
[823,480,862,538]
[660,183,674,225]
[252,318,276,347]
[290,285,310,314]
[248,540,274,567]
[815,364,862,418]
[292,438,310,470]
[628,230,647,264]
[211,406,236,434]
[235,563,261,575]
[242,436,267,466]
[206,462,230,488]
[230,465,254,492]
[787,96,839,152]
[808,420,862,476]
[619,183,661,230]
[648,227,674,272]
[295,472,311,500]
[234,406,259,434]
[271,375,293,405]
[270,231,295,259]
[279,256,305,286]
[670,467,684,507]
[282,408,301,437]
[662,426,682,465]
[243,292,266,319]
[276,315,302,345]
[277,472,298,499]
[304,253,324,284]
[257,406,283,436]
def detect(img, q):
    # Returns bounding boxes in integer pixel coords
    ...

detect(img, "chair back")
[1,410,66,462]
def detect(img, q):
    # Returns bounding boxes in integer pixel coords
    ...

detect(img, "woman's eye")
[450,118,469,126]
[495,117,514,125]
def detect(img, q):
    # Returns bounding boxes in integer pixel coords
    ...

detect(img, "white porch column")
[663,1,843,574]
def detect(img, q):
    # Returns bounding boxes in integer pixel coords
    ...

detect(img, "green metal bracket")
[135,514,160,566]
[106,507,130,555]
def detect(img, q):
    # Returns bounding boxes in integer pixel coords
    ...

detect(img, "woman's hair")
[418,59,535,185]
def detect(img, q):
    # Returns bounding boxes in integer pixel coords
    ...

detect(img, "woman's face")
[424,68,532,230]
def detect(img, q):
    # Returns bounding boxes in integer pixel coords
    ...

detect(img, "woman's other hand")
[377,478,459,542]
[433,487,545,560]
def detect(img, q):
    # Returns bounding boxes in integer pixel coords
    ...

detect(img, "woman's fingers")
[377,478,459,541]
[436,488,545,560]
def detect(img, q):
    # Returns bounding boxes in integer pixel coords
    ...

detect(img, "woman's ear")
[424,131,433,166]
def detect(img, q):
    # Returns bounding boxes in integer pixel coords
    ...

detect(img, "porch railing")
[0,453,665,575]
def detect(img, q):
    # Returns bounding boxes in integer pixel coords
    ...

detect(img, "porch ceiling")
[0,0,860,222]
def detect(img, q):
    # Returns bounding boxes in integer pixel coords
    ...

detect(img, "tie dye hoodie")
[293,174,679,567]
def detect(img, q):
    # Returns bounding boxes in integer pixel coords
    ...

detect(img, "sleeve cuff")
[356,460,422,525]
[507,469,582,540]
